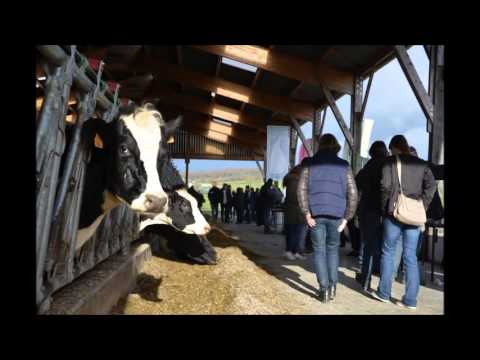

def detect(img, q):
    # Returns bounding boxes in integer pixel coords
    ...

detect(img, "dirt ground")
[111,220,444,315]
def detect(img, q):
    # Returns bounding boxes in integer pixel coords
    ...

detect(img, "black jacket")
[355,156,386,214]
[208,186,221,204]
[380,154,437,215]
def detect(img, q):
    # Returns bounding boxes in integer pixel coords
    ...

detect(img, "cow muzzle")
[131,193,168,213]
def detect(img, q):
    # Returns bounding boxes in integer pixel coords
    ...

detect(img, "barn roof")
[37,45,404,161]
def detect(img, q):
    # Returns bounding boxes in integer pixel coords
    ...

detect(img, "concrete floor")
[218,221,444,315]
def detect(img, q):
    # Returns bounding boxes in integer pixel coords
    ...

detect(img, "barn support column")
[185,158,190,185]
[394,45,434,128]
[290,117,313,157]
[36,46,77,311]
[256,160,265,179]
[428,45,444,165]
[350,74,373,174]
[289,126,298,169]
[320,85,354,153]
[311,109,322,154]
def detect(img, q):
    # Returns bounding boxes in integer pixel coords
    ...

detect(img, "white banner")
[360,118,375,158]
[266,126,290,182]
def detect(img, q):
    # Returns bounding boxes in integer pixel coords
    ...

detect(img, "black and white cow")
[138,157,217,264]
[75,103,182,251]
[142,224,217,265]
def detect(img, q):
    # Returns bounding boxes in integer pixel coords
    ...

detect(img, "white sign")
[360,118,375,158]
[266,126,290,181]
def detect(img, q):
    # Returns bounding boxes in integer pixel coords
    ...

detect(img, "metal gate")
[36,45,139,313]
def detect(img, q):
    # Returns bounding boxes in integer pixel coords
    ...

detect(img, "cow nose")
[144,194,167,213]
[204,224,211,234]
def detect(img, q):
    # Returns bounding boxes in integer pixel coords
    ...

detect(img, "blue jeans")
[378,217,421,307]
[359,212,383,290]
[285,224,308,254]
[394,235,404,279]
[310,217,342,290]
[394,232,425,283]
[263,206,272,231]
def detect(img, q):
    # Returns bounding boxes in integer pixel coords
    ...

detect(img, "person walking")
[354,141,389,291]
[208,182,221,220]
[244,186,252,223]
[235,187,245,224]
[260,179,274,233]
[298,134,358,303]
[370,135,436,310]
[220,184,231,223]
[226,185,233,223]
[283,165,308,261]
[250,188,258,223]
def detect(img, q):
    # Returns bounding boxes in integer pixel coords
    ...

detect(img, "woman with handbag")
[370,135,436,310]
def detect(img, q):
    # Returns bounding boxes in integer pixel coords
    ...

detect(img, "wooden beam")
[351,77,364,174]
[319,108,327,135]
[428,46,444,165]
[360,73,374,122]
[359,46,397,78]
[255,160,264,178]
[181,123,264,155]
[394,45,434,127]
[191,45,354,95]
[320,85,354,150]
[178,112,266,148]
[290,81,304,98]
[176,45,185,92]
[142,83,290,132]
[424,45,432,59]
[240,67,263,113]
[290,117,313,157]
[126,58,316,120]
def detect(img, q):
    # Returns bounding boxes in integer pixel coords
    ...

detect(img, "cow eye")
[120,145,129,155]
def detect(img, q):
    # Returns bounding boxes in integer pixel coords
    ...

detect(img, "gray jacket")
[297,164,358,221]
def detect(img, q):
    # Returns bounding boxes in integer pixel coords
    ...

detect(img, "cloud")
[399,126,429,160]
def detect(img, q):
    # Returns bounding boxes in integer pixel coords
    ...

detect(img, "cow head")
[87,103,182,213]
[139,188,211,236]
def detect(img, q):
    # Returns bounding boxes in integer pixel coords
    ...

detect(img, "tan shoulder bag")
[393,155,427,226]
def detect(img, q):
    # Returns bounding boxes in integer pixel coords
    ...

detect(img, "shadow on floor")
[208,222,372,301]
[111,273,164,315]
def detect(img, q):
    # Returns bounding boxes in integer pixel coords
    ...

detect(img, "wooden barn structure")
[35,45,444,313]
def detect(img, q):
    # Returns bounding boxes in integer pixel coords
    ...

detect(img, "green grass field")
[188,168,266,213]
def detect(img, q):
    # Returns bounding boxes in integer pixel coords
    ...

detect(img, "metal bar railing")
[36,46,77,311]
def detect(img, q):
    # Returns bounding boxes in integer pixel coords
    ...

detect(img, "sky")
[173,45,430,173]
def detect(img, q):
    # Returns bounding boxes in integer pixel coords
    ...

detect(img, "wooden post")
[185,132,190,184]
[256,160,264,179]
[394,45,434,128]
[185,158,190,185]
[428,46,444,165]
[263,151,267,181]
[319,109,326,137]
[290,126,298,169]
[320,85,354,150]
[290,117,313,157]
[312,109,322,153]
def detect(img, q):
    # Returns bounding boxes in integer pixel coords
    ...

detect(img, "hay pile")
[111,224,308,315]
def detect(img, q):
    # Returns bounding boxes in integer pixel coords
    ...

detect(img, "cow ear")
[83,118,113,149]
[164,115,183,139]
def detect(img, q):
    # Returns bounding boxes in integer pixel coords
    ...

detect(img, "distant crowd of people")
[207,181,284,230]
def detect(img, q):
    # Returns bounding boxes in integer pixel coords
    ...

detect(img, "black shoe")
[319,289,329,303]
[328,285,336,301]
[355,272,364,284]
